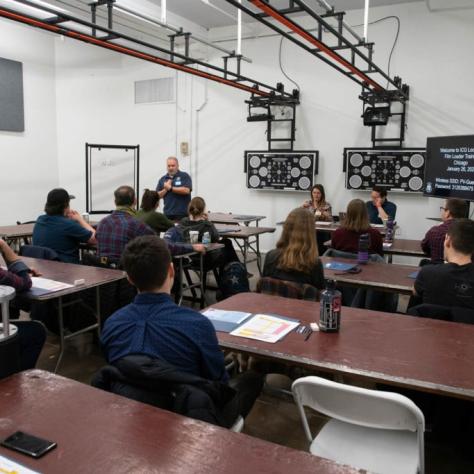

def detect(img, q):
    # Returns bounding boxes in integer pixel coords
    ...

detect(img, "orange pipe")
[250,0,384,91]
[0,8,270,97]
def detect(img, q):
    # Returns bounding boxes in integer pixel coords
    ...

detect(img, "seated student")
[179,197,220,242]
[0,239,46,374]
[332,199,383,256]
[302,184,332,221]
[421,198,468,264]
[97,186,203,264]
[414,219,474,310]
[263,208,325,289]
[168,197,239,272]
[136,189,174,235]
[366,186,397,225]
[100,235,262,418]
[33,188,96,263]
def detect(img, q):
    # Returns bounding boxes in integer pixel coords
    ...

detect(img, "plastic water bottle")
[357,233,369,265]
[202,232,211,245]
[384,219,395,243]
[319,280,341,333]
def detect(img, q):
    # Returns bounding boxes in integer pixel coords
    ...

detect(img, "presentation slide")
[424,135,474,201]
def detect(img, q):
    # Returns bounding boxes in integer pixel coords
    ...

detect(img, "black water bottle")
[319,280,341,333]
[357,233,369,264]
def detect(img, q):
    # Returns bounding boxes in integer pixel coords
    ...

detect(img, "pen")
[304,330,313,342]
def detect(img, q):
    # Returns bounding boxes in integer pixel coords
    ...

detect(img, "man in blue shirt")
[101,235,262,416]
[366,186,397,225]
[33,188,96,263]
[156,157,192,221]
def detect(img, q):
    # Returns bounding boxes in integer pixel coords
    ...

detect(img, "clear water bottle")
[357,233,369,264]
[202,231,211,245]
[384,219,395,243]
[319,280,341,333]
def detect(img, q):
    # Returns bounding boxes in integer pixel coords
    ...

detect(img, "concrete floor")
[34,259,474,473]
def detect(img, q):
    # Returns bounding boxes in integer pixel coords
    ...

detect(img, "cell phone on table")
[1,431,57,458]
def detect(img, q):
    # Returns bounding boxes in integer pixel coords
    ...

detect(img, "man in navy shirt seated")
[366,186,397,225]
[156,157,192,221]
[101,235,263,417]
[33,188,96,263]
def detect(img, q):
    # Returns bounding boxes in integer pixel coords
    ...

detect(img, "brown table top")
[315,222,388,235]
[0,223,34,238]
[12,256,125,300]
[384,239,425,257]
[211,293,474,400]
[216,225,276,239]
[320,256,416,294]
[0,370,361,474]
[209,212,266,225]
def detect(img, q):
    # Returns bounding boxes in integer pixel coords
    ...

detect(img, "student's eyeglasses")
[440,206,447,212]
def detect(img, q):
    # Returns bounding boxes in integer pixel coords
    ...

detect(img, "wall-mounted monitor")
[424,135,474,201]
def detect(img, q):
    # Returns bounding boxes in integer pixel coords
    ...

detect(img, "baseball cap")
[46,188,75,207]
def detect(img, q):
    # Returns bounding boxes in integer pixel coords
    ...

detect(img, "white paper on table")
[230,313,299,343]
[202,309,251,324]
[31,276,74,293]
[0,454,40,474]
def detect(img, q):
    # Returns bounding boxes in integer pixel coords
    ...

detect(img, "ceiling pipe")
[0,4,273,96]
[115,3,252,62]
[363,0,370,42]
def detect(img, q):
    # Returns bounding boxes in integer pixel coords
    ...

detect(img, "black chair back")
[20,244,59,261]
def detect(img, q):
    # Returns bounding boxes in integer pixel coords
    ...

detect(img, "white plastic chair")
[230,415,244,433]
[292,376,425,474]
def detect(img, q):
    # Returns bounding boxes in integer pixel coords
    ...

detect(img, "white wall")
[2,1,474,254]
[0,19,58,225]
[202,1,474,252]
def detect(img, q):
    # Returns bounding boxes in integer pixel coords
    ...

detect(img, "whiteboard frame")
[85,143,140,214]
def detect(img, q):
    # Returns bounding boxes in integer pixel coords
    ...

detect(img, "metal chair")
[292,376,425,474]
[256,276,319,302]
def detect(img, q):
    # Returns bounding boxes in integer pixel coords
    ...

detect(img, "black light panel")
[245,150,318,191]
[344,148,426,192]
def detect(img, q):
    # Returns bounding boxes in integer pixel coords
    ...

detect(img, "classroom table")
[0,223,34,249]
[2,256,125,372]
[0,370,362,474]
[216,225,276,274]
[320,256,416,295]
[209,293,474,401]
[383,239,425,262]
[209,212,266,227]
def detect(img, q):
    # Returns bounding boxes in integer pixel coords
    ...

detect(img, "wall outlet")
[180,141,189,156]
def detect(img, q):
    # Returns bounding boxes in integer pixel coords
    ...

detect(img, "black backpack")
[218,262,250,298]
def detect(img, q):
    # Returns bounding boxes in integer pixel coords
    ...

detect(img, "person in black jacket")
[100,235,262,420]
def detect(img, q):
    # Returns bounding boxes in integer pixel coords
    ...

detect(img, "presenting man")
[156,157,192,221]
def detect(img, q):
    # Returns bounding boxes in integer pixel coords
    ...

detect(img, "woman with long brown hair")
[332,199,383,255]
[136,189,174,234]
[263,208,324,288]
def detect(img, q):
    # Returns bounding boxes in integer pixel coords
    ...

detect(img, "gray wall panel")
[0,57,24,132]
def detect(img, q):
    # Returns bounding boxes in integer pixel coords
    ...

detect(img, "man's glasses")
[440,207,447,212]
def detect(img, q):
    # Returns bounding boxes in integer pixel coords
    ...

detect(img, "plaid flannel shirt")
[421,219,453,263]
[0,260,32,292]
